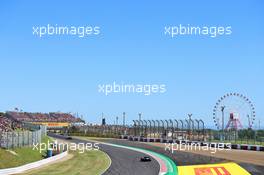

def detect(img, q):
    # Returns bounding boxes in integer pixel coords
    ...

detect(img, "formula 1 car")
[140,156,151,162]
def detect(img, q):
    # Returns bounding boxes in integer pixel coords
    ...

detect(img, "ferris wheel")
[213,93,256,130]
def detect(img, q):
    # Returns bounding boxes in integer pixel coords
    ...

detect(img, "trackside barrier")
[0,151,68,175]
[122,136,264,152]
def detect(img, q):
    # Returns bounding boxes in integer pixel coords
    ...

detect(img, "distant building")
[102,118,106,125]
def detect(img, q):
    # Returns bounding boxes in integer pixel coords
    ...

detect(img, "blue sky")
[0,1,263,128]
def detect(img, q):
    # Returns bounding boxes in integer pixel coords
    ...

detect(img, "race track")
[49,134,160,175]
[99,139,264,175]
[99,142,160,175]
[48,134,264,175]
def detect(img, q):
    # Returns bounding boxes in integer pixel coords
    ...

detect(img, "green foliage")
[23,150,110,175]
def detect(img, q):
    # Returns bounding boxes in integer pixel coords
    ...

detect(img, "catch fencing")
[0,124,47,149]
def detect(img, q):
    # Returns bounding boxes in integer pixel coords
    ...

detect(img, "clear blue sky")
[0,1,263,128]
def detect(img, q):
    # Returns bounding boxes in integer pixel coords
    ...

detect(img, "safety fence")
[0,123,47,148]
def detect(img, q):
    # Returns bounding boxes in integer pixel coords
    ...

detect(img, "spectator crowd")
[0,111,83,132]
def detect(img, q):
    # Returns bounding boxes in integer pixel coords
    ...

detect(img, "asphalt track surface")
[99,139,264,175]
[48,133,160,175]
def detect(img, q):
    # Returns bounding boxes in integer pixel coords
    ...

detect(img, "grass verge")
[22,150,111,175]
[0,136,53,169]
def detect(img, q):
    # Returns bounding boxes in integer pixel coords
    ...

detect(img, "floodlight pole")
[123,112,126,126]
[143,120,148,136]
[132,120,136,136]
[136,120,140,136]
[116,116,119,126]
[138,113,142,121]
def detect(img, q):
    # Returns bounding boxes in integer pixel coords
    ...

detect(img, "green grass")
[22,150,111,175]
[0,136,53,169]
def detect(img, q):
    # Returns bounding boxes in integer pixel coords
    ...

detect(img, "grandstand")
[0,113,22,132]
[3,111,84,129]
